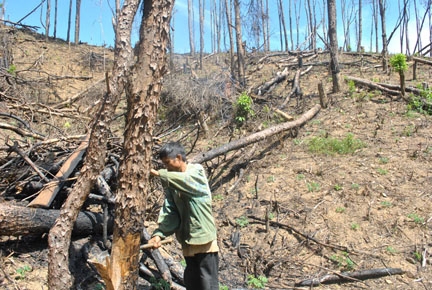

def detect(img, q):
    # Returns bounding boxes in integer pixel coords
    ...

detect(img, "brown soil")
[1,26,431,289]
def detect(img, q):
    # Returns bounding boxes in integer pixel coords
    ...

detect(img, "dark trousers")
[184,252,219,290]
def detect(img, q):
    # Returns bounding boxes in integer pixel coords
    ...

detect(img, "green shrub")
[149,277,170,290]
[234,92,254,124]
[247,274,268,289]
[408,85,432,115]
[236,216,249,228]
[389,53,408,73]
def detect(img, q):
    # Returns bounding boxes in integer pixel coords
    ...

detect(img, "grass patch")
[308,133,365,155]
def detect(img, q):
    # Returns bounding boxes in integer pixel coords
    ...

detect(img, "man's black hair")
[159,142,187,161]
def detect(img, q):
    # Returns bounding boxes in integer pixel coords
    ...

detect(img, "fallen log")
[0,202,112,236]
[191,104,321,164]
[344,76,401,97]
[295,268,405,287]
[280,68,302,109]
[256,67,290,96]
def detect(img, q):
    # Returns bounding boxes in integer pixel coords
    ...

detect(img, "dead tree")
[88,0,175,289]
[327,0,341,92]
[47,1,140,289]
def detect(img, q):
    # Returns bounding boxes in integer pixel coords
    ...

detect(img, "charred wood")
[0,202,112,236]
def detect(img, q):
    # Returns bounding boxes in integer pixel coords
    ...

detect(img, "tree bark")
[0,203,112,236]
[191,104,321,164]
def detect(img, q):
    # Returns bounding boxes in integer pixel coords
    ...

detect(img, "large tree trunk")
[327,0,341,92]
[0,203,112,236]
[47,1,139,289]
[92,0,174,289]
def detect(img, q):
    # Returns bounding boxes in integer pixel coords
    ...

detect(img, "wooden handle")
[140,237,173,249]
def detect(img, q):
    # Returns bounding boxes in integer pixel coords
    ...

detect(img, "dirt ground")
[1,26,431,289]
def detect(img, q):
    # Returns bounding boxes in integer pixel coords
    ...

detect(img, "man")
[149,142,219,290]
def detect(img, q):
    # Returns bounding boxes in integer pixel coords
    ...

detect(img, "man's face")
[161,155,183,172]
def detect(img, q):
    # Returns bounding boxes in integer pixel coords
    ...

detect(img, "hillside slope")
[1,26,431,289]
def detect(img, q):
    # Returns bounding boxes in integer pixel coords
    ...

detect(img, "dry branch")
[0,122,45,140]
[191,104,321,164]
[295,268,405,287]
[248,215,348,252]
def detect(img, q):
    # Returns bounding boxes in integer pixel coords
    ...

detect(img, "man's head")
[159,142,187,172]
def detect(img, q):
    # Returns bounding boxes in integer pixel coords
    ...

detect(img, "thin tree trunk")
[289,0,294,50]
[199,0,204,69]
[224,0,235,78]
[327,0,341,92]
[45,0,50,41]
[234,0,245,86]
[373,0,379,52]
[277,0,288,51]
[357,0,362,51]
[378,0,388,71]
[74,0,81,44]
[53,0,58,39]
[66,0,72,43]
[188,0,195,56]
[295,0,301,49]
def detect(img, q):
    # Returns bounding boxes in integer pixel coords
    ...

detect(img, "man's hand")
[147,235,162,249]
[150,169,160,176]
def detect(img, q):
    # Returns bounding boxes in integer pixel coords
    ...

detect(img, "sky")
[2,0,430,54]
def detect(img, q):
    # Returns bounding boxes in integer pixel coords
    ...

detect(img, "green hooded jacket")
[152,163,217,247]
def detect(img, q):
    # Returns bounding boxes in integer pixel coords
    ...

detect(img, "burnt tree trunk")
[91,0,175,289]
[0,203,112,236]
[47,1,139,289]
[327,0,341,92]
